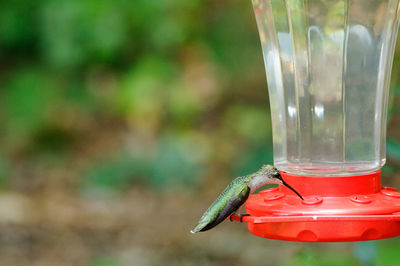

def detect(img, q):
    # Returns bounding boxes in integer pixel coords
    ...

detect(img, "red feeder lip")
[229,170,400,242]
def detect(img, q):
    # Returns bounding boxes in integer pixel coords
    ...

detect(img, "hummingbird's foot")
[239,214,250,223]
[229,214,234,222]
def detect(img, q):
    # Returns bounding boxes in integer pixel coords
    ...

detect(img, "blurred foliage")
[387,139,400,161]
[354,242,377,266]
[284,248,357,266]
[0,0,270,193]
[377,238,400,266]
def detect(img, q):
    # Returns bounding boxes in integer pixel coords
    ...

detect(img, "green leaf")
[387,139,400,161]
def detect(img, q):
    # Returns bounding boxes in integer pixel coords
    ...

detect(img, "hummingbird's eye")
[272,171,281,178]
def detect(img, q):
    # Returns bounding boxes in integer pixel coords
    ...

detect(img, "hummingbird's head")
[258,165,280,178]
[250,165,303,200]
[248,165,279,189]
[253,165,281,182]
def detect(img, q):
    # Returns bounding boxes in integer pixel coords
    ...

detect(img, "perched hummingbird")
[190,165,303,233]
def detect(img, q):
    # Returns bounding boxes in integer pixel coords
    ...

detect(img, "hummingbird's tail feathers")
[190,223,203,233]
[198,219,220,232]
[191,211,225,233]
[190,214,213,233]
[195,207,235,233]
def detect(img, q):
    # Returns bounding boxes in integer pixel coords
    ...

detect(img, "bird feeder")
[230,0,400,241]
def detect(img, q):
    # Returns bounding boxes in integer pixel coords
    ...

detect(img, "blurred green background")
[1,0,400,265]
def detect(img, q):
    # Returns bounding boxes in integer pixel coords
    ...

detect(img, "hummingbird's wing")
[194,184,250,233]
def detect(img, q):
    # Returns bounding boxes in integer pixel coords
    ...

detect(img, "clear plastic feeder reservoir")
[253,0,400,176]
[230,0,400,241]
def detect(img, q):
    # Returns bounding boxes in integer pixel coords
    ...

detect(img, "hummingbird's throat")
[248,174,280,192]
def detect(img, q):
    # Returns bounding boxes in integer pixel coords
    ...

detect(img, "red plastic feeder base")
[230,170,400,242]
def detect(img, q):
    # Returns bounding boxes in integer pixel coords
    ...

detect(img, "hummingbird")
[190,165,303,233]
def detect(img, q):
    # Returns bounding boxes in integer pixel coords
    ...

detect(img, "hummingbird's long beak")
[281,179,303,200]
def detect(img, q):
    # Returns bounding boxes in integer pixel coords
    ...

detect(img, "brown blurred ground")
[0,188,358,266]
